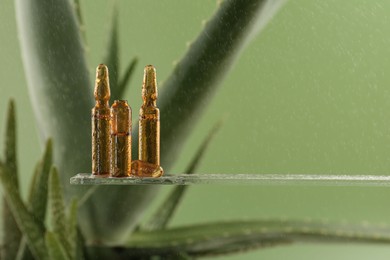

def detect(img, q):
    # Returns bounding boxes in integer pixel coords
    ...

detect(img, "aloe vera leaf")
[123,219,390,257]
[145,120,223,231]
[16,140,52,260]
[2,100,22,260]
[16,162,41,260]
[67,199,77,259]
[27,162,41,207]
[14,0,93,188]
[67,198,85,260]
[14,0,154,243]
[15,238,33,260]
[0,162,48,260]
[29,139,52,221]
[117,57,138,98]
[48,167,72,259]
[72,0,88,49]
[104,3,119,99]
[4,100,18,187]
[15,0,101,242]
[103,3,137,100]
[131,0,287,169]
[45,232,71,260]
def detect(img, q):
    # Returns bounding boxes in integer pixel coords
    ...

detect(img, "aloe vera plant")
[15,0,289,242]
[3,101,390,259]
[0,0,389,259]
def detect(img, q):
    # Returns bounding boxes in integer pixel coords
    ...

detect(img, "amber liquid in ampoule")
[134,65,163,178]
[131,160,163,178]
[139,65,160,166]
[110,100,132,177]
[92,64,111,176]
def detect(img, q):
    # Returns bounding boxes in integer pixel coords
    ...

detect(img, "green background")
[2,0,390,259]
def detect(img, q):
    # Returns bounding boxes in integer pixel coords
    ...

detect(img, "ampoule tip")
[94,64,110,101]
[96,64,108,79]
[142,65,157,101]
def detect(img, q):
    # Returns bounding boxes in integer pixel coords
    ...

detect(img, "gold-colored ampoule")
[110,100,132,177]
[92,64,111,176]
[134,65,163,178]
[139,65,161,166]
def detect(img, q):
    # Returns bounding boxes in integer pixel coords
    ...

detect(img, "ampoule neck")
[142,99,156,107]
[95,100,109,108]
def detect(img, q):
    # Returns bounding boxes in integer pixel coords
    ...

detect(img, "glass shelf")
[70,173,390,186]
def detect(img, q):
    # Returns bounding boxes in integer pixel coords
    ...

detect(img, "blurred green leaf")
[29,139,52,221]
[67,199,78,258]
[117,57,138,98]
[125,219,390,257]
[72,0,88,49]
[2,100,22,260]
[15,237,33,260]
[103,2,138,100]
[4,99,18,186]
[49,167,72,259]
[145,120,223,231]
[45,232,70,260]
[104,2,119,99]
[27,162,41,207]
[0,162,48,260]
[16,140,52,260]
[16,162,41,260]
[67,199,85,260]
